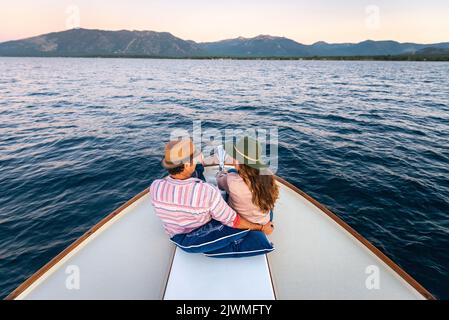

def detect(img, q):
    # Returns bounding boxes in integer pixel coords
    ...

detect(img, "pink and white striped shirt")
[149,176,240,237]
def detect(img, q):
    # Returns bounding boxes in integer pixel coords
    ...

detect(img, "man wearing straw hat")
[150,138,274,257]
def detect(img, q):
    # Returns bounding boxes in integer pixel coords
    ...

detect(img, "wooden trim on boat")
[5,188,150,300]
[274,176,436,300]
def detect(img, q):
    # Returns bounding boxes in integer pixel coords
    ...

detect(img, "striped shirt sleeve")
[208,185,238,228]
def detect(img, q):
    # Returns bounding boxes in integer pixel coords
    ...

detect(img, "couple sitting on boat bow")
[150,137,278,258]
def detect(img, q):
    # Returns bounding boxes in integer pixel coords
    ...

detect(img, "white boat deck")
[13,193,174,300]
[268,179,425,299]
[164,250,275,300]
[7,165,433,300]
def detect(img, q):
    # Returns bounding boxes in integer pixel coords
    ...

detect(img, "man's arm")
[234,215,274,235]
[208,186,274,235]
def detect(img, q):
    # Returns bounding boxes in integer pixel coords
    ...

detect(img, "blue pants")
[170,219,274,258]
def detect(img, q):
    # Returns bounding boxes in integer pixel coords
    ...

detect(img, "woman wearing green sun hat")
[217,136,279,225]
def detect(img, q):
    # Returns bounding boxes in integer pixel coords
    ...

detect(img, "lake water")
[0,58,448,299]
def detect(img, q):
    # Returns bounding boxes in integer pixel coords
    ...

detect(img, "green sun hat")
[224,136,268,169]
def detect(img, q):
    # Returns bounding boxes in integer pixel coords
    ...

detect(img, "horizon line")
[1,28,449,46]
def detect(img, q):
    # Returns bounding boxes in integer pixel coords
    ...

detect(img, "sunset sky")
[1,0,449,44]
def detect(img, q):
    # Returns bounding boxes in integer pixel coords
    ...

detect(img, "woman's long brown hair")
[238,164,279,213]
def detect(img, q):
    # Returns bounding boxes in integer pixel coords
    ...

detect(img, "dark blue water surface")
[0,58,448,299]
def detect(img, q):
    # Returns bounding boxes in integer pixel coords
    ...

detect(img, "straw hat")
[161,139,201,169]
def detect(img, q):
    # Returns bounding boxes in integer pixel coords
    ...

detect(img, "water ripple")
[0,58,448,299]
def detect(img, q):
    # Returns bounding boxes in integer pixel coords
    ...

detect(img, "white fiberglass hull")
[6,166,433,300]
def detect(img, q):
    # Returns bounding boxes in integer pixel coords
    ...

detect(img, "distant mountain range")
[0,29,202,57]
[1,28,449,58]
